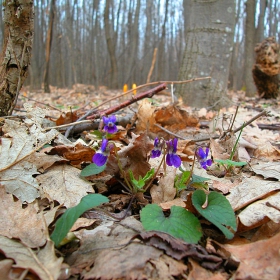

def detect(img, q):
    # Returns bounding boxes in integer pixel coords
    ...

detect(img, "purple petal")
[206,159,212,167]
[104,124,118,134]
[200,161,207,169]
[205,147,209,158]
[92,153,108,166]
[100,139,108,152]
[154,137,160,147]
[151,149,161,158]
[103,115,116,125]
[172,138,178,153]
[166,153,181,168]
[196,147,206,160]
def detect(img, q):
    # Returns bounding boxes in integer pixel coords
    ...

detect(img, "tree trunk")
[43,0,55,93]
[244,0,256,96]
[255,0,267,44]
[125,0,140,84]
[177,0,236,109]
[0,0,34,116]
[104,0,118,88]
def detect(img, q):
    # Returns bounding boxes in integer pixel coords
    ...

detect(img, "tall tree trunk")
[0,0,34,116]
[124,0,140,84]
[157,0,168,80]
[244,0,256,96]
[104,0,118,88]
[177,0,236,109]
[43,0,55,93]
[255,0,267,44]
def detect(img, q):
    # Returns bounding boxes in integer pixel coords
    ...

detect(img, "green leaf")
[140,204,202,244]
[51,194,108,247]
[129,169,154,191]
[215,159,247,167]
[192,190,237,239]
[175,170,191,191]
[90,130,103,139]
[80,163,106,177]
[192,174,210,183]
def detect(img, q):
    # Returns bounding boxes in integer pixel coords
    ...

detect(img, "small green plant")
[140,143,237,244]
[79,115,237,244]
[215,122,247,174]
[129,168,155,193]
[51,194,108,247]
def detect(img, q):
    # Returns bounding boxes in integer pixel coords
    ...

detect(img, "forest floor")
[0,83,280,280]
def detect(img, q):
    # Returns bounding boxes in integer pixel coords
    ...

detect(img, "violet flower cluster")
[196,147,212,169]
[92,115,117,166]
[150,137,181,168]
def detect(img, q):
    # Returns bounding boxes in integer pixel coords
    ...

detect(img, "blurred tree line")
[0,0,279,94]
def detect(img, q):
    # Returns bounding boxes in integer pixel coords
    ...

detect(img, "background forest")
[0,0,279,93]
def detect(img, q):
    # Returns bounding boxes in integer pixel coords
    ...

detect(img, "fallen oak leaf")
[0,236,63,280]
[37,164,94,208]
[139,231,223,269]
[0,185,47,248]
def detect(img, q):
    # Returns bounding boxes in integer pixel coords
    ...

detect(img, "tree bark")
[43,0,55,93]
[104,0,118,88]
[244,0,256,96]
[0,0,34,116]
[177,0,236,109]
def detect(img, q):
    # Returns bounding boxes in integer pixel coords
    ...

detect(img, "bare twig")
[23,96,63,112]
[87,83,167,120]
[155,110,268,142]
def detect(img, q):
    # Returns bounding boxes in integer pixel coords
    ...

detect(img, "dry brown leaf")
[212,178,241,194]
[150,166,177,204]
[47,142,95,166]
[31,152,68,173]
[135,99,157,132]
[223,232,280,280]
[83,243,162,279]
[0,115,58,203]
[0,186,47,247]
[0,236,63,280]
[251,221,280,242]
[117,132,153,180]
[188,258,228,280]
[226,176,280,211]
[70,218,97,231]
[0,259,14,280]
[149,254,187,279]
[210,138,229,160]
[251,161,280,180]
[37,164,93,208]
[160,198,186,210]
[254,141,280,160]
[237,191,280,231]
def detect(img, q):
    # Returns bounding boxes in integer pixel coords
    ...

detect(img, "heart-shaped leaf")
[192,190,237,239]
[51,194,108,247]
[140,204,202,244]
[80,163,106,177]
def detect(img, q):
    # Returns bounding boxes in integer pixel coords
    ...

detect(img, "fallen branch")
[86,83,167,120]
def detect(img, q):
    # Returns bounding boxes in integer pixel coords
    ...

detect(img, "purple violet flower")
[196,147,212,170]
[103,115,117,134]
[92,139,110,166]
[151,137,162,158]
[166,138,181,168]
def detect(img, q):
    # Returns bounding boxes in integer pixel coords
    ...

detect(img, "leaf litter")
[0,85,279,279]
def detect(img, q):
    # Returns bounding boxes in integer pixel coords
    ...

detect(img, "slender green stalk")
[230,122,245,160]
